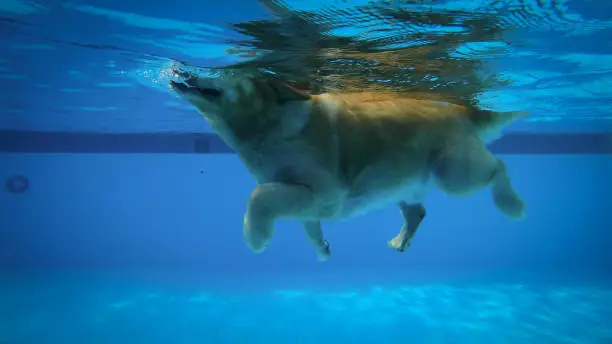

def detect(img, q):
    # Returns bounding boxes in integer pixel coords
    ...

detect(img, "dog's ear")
[270,79,311,103]
[252,77,311,103]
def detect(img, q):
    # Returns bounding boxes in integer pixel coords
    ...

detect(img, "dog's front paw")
[316,240,331,262]
[243,216,274,253]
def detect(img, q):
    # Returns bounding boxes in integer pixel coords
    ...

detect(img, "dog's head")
[169,70,311,121]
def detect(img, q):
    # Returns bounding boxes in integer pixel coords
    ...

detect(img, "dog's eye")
[197,88,223,98]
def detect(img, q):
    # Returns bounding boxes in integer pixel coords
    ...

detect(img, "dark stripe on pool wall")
[0,131,611,154]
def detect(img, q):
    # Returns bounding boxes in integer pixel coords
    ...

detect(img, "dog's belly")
[337,176,432,219]
[241,140,432,220]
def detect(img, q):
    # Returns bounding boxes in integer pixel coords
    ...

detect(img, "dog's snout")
[170,80,223,99]
[183,76,199,88]
[173,69,194,80]
[197,88,223,98]
[169,80,189,93]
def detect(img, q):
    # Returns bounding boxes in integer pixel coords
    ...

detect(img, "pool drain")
[5,174,29,194]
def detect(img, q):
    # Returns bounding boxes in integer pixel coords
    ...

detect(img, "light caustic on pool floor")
[1,282,611,344]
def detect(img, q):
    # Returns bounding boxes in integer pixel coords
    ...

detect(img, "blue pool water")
[2,154,611,343]
[1,0,612,343]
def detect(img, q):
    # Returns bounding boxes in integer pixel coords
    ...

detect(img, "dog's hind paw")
[316,240,331,262]
[494,192,526,220]
[492,181,526,220]
[388,227,413,253]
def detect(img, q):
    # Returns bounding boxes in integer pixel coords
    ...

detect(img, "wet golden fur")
[171,72,527,260]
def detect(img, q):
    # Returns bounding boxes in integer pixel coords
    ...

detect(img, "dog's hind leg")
[388,202,426,252]
[302,221,331,261]
[244,182,319,253]
[488,159,526,220]
[432,133,525,220]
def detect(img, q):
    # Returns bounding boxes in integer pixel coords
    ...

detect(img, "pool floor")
[1,271,611,344]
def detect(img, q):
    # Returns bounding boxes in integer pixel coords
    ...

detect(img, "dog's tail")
[468,109,529,142]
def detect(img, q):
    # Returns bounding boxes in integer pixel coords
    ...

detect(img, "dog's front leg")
[388,202,426,252]
[244,183,317,253]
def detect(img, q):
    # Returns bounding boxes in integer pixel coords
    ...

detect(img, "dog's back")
[300,93,525,217]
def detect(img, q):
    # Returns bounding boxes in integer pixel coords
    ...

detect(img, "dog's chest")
[239,136,331,186]
[238,106,338,187]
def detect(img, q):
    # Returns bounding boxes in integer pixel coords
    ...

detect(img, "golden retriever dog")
[170,70,526,261]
